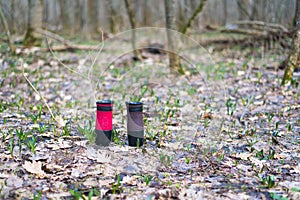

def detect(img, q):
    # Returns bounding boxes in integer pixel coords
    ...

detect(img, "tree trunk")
[237,0,252,20]
[88,0,98,35]
[0,2,15,53]
[282,0,300,85]
[124,0,141,60]
[223,0,227,25]
[180,0,207,34]
[24,0,43,47]
[143,0,151,26]
[59,0,71,33]
[107,0,116,34]
[164,0,184,74]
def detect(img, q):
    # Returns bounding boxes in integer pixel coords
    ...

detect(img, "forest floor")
[0,37,299,200]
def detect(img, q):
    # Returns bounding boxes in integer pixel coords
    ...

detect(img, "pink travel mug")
[95,100,113,146]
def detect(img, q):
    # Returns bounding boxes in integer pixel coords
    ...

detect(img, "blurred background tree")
[0,0,298,79]
[0,0,296,38]
[282,0,300,85]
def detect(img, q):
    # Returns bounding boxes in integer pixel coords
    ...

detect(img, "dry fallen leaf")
[291,164,300,174]
[232,153,253,161]
[274,153,285,160]
[86,146,110,163]
[22,161,46,177]
[203,112,213,119]
[6,175,23,188]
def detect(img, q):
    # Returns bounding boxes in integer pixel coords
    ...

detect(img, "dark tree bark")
[24,0,43,46]
[164,0,184,74]
[124,0,142,60]
[142,0,151,26]
[282,0,300,85]
[237,0,252,20]
[223,0,227,25]
[107,0,116,34]
[0,2,15,53]
[180,0,207,34]
[88,0,98,34]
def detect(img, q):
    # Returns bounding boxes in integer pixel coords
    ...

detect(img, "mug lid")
[127,101,143,105]
[96,100,113,104]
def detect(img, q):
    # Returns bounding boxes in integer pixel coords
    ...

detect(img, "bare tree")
[24,0,43,46]
[107,0,116,34]
[180,0,207,34]
[237,0,253,20]
[142,0,151,26]
[124,0,142,60]
[88,0,98,35]
[282,0,300,85]
[164,0,184,74]
[0,2,15,53]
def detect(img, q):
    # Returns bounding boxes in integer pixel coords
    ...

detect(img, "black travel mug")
[126,101,144,147]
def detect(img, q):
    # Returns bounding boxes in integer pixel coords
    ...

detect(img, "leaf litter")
[0,44,299,199]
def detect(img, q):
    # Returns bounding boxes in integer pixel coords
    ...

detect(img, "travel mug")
[95,100,113,146]
[126,101,144,147]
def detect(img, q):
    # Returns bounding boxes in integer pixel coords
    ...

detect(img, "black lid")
[96,100,113,104]
[127,101,143,105]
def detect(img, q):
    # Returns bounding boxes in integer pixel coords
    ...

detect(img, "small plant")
[225,98,236,116]
[112,175,122,194]
[141,85,149,97]
[245,138,258,153]
[217,153,225,162]
[26,136,37,154]
[174,98,181,107]
[204,119,210,128]
[69,188,83,200]
[267,112,274,123]
[78,120,95,143]
[33,191,42,200]
[185,157,191,164]
[290,77,299,88]
[0,182,4,199]
[261,174,275,188]
[112,129,123,145]
[136,138,141,148]
[187,86,197,96]
[159,152,173,167]
[267,148,275,160]
[286,123,292,132]
[0,130,7,141]
[0,102,7,112]
[186,143,192,152]
[15,128,28,154]
[29,114,39,124]
[130,95,141,102]
[291,187,300,192]
[87,188,100,199]
[141,174,153,186]
[8,138,15,157]
[255,149,264,160]
[275,121,279,130]
[269,192,288,200]
[257,71,263,83]
[146,129,156,141]
[62,124,71,136]
[37,124,48,134]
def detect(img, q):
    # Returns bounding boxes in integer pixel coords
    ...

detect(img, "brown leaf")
[232,153,252,161]
[291,164,300,174]
[22,161,46,177]
[203,112,213,119]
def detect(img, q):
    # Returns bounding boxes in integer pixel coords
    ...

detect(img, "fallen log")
[233,20,289,33]
[40,44,103,52]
